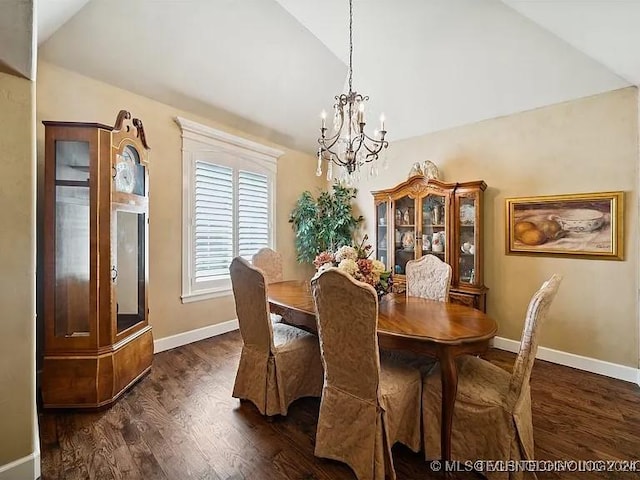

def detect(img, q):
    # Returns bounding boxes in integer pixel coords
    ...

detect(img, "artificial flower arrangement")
[313,235,393,298]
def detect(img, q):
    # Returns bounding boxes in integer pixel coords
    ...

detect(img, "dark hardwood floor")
[39,331,640,480]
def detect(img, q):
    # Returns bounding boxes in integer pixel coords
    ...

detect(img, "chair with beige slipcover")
[252,247,283,284]
[406,254,452,302]
[252,247,284,323]
[383,253,450,375]
[311,268,422,480]
[229,257,323,416]
[422,274,562,480]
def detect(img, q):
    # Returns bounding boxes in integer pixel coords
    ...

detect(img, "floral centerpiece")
[313,235,393,298]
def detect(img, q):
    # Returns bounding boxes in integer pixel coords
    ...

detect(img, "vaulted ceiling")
[0,0,35,78]
[38,0,638,154]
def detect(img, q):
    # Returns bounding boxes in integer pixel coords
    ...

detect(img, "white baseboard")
[154,319,239,353]
[152,323,640,386]
[34,450,40,480]
[492,336,640,385]
[0,451,40,480]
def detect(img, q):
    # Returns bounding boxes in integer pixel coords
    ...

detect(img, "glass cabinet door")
[54,140,91,338]
[114,210,147,334]
[393,195,416,275]
[420,193,447,263]
[457,194,478,285]
[375,202,389,269]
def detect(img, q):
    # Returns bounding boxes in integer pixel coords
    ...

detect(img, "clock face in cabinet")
[115,158,135,193]
[114,145,143,194]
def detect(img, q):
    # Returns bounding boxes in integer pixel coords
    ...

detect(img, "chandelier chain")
[348,0,353,93]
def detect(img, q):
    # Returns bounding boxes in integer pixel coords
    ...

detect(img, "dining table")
[267,280,498,462]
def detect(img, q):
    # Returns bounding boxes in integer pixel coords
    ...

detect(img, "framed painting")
[505,191,624,260]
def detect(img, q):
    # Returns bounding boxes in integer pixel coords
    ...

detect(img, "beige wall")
[0,73,36,464]
[34,63,640,367]
[354,87,639,367]
[37,61,322,340]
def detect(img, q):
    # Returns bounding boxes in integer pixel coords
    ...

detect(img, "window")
[237,170,270,259]
[177,117,283,303]
[193,162,233,285]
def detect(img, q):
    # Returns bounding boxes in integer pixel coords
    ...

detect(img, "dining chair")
[252,247,283,284]
[390,254,452,374]
[406,254,452,302]
[229,257,323,416]
[422,274,562,479]
[251,247,283,323]
[311,268,422,480]
[252,247,284,322]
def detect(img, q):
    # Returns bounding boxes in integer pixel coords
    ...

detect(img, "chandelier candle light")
[316,0,389,183]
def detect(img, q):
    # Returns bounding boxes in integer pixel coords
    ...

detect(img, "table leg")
[439,348,458,462]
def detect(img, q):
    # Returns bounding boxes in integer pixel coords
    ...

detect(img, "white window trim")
[176,117,283,303]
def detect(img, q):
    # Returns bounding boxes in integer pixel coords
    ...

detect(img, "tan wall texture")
[353,87,639,367]
[0,72,36,464]
[34,63,640,368]
[36,61,322,341]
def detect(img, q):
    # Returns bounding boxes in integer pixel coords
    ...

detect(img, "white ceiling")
[502,0,640,85]
[39,0,346,152]
[0,0,35,79]
[38,0,91,44]
[275,0,629,142]
[39,0,637,153]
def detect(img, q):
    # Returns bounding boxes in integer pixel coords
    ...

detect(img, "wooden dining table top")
[267,280,497,345]
[268,279,498,462]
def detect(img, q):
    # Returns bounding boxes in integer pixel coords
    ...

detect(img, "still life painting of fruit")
[505,192,624,260]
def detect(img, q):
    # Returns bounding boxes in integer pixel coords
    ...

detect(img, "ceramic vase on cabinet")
[432,232,444,253]
[422,234,431,251]
[432,206,441,225]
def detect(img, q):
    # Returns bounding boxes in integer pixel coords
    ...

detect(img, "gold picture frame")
[505,191,624,260]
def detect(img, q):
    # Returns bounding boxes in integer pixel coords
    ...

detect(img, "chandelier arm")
[320,142,348,165]
[318,105,346,152]
[319,141,349,167]
[361,131,388,144]
[360,138,389,157]
[319,128,344,149]
[361,147,381,160]
[350,134,366,158]
[318,132,344,157]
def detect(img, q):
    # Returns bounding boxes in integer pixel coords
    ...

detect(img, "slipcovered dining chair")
[311,268,422,480]
[252,247,283,284]
[229,257,323,416]
[422,274,562,480]
[406,254,452,301]
[387,253,452,375]
[252,247,284,322]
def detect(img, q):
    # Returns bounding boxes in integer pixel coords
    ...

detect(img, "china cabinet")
[41,110,153,408]
[372,175,488,311]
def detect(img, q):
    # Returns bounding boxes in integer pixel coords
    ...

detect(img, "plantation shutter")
[193,161,234,283]
[238,170,270,259]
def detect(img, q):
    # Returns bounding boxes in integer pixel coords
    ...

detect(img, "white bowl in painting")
[550,209,605,232]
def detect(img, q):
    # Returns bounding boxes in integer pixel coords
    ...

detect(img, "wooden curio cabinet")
[42,110,153,408]
[372,176,488,311]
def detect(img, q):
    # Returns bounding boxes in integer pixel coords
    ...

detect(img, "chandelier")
[316,0,389,182]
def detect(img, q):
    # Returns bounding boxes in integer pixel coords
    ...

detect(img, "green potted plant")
[289,183,363,263]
